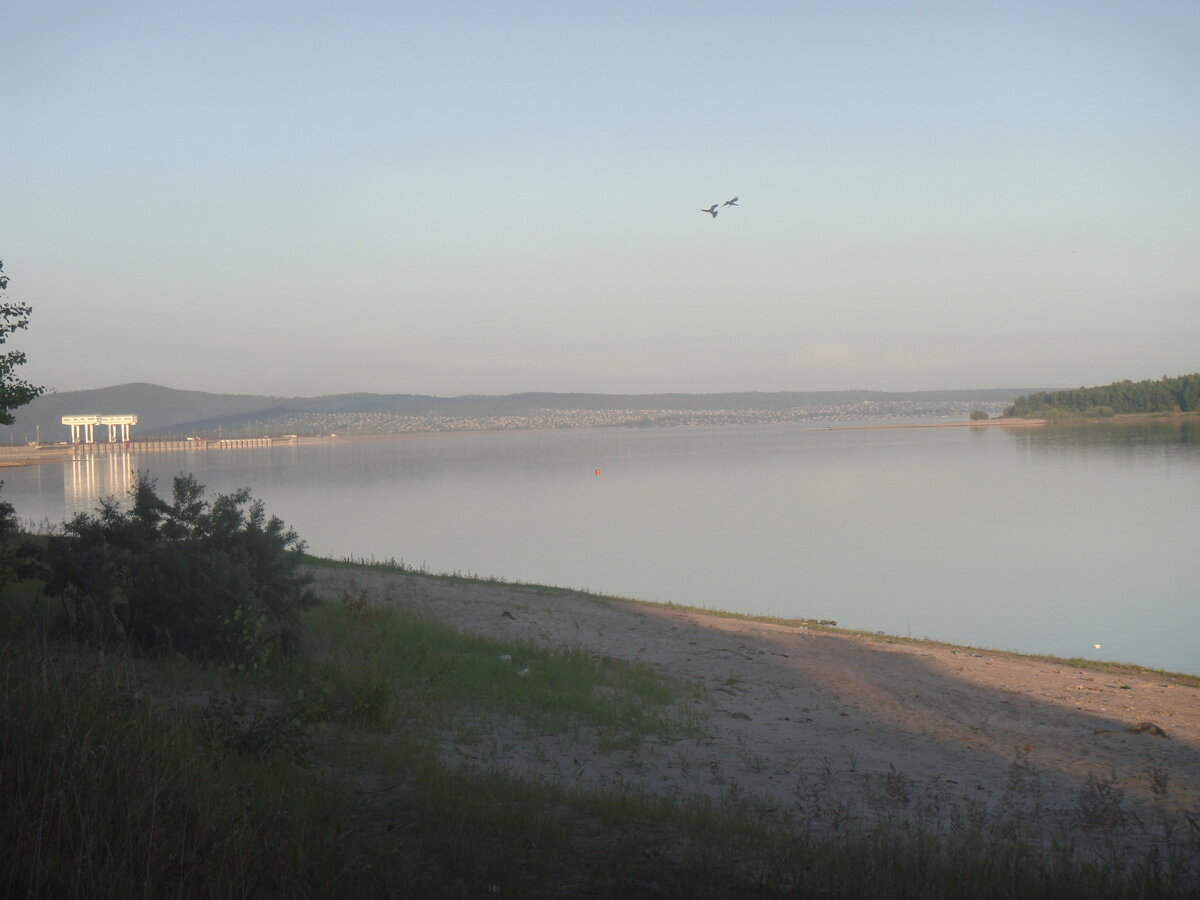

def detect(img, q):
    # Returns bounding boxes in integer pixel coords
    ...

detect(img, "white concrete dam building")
[62,414,137,443]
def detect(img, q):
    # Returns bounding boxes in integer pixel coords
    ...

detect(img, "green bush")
[41,473,315,664]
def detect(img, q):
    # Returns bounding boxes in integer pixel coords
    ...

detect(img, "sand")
[307,566,1200,875]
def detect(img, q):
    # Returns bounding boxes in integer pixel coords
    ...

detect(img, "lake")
[4,418,1198,675]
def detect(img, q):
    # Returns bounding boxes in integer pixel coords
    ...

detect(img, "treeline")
[1005,373,1200,418]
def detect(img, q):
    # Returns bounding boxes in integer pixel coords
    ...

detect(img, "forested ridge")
[1005,373,1200,418]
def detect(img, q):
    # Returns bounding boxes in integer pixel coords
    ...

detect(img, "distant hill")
[8,383,1041,442]
[8,383,290,441]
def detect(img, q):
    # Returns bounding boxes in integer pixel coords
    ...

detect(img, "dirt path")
[309,567,1200,875]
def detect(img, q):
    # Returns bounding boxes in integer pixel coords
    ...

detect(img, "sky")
[3,1,1198,398]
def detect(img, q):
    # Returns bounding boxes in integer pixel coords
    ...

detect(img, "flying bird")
[722,196,739,207]
[701,204,719,218]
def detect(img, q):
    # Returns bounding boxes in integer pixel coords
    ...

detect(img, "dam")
[61,414,137,443]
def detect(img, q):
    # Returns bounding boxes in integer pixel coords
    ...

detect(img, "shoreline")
[316,557,1198,681]
[0,417,1045,469]
[317,558,1200,682]
[305,562,1200,883]
[823,416,1045,431]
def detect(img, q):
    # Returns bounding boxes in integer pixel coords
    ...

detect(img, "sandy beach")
[308,566,1200,879]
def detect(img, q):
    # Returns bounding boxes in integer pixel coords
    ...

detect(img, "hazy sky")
[3,2,1197,397]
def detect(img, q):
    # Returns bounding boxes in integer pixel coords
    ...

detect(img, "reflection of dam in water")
[66,453,136,515]
[60,437,294,514]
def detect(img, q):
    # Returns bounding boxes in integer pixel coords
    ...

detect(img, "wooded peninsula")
[1005,373,1200,419]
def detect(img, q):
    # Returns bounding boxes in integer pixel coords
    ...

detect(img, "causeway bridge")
[63,437,279,455]
[58,414,290,453]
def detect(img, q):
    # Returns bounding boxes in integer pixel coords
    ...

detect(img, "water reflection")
[1010,417,1200,459]
[66,452,135,515]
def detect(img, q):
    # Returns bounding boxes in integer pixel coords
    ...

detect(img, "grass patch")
[277,585,707,747]
[302,551,590,597]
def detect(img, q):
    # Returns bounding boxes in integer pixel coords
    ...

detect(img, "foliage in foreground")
[0,258,44,425]
[39,472,315,663]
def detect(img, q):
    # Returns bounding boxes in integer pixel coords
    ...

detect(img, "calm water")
[4,419,1198,675]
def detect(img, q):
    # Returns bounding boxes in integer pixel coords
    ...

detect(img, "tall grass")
[0,634,358,898]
